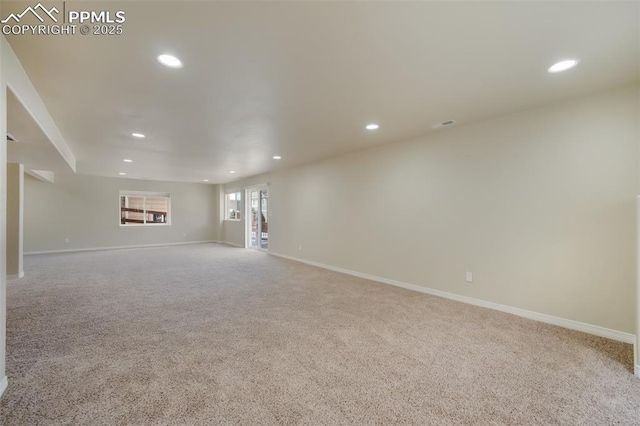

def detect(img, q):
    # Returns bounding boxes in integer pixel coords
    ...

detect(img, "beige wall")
[6,163,23,277]
[24,174,220,253]
[225,84,639,333]
[222,217,245,247]
[0,27,7,384]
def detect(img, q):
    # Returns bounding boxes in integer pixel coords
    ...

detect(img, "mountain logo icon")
[1,3,59,24]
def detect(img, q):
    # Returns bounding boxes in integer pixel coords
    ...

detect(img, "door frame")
[245,185,268,251]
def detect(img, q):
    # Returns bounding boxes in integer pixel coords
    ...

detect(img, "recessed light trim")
[157,54,183,68]
[365,123,379,130]
[119,172,126,176]
[273,156,282,160]
[131,133,145,138]
[229,170,236,174]
[203,179,209,182]
[548,59,579,73]
[123,159,133,163]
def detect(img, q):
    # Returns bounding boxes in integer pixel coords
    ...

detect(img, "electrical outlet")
[465,272,473,283]
[299,245,302,251]
[64,238,70,243]
[183,233,187,237]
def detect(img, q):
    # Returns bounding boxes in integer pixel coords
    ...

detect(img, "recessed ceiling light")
[123,159,133,163]
[366,124,379,130]
[229,170,236,174]
[548,59,579,73]
[131,133,145,138]
[157,54,183,68]
[119,172,126,176]
[273,156,282,160]
[203,179,209,182]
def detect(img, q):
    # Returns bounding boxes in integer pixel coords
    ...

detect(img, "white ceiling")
[4,1,639,183]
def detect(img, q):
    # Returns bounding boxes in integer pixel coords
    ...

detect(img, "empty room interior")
[0,0,639,424]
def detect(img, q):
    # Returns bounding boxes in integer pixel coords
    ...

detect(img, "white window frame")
[225,191,242,221]
[119,191,171,227]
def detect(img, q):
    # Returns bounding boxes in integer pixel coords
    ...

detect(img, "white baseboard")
[221,241,244,248]
[25,240,217,255]
[269,251,635,344]
[7,271,24,280]
[0,376,7,399]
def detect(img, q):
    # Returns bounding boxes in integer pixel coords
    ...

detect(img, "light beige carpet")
[0,243,638,425]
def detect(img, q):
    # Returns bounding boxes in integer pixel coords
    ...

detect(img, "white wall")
[225,84,639,334]
[24,174,220,253]
[6,163,23,277]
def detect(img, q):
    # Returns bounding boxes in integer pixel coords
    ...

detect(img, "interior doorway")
[246,187,268,250]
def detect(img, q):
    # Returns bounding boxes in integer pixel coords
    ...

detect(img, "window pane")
[121,195,145,225]
[226,192,242,220]
[146,196,168,223]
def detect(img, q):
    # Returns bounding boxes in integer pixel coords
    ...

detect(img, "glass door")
[259,189,268,249]
[247,187,268,250]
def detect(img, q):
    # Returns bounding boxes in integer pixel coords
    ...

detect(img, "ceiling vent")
[431,119,456,130]
[6,133,18,143]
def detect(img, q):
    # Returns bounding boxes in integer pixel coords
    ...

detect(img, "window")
[225,192,242,220]
[120,191,170,226]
